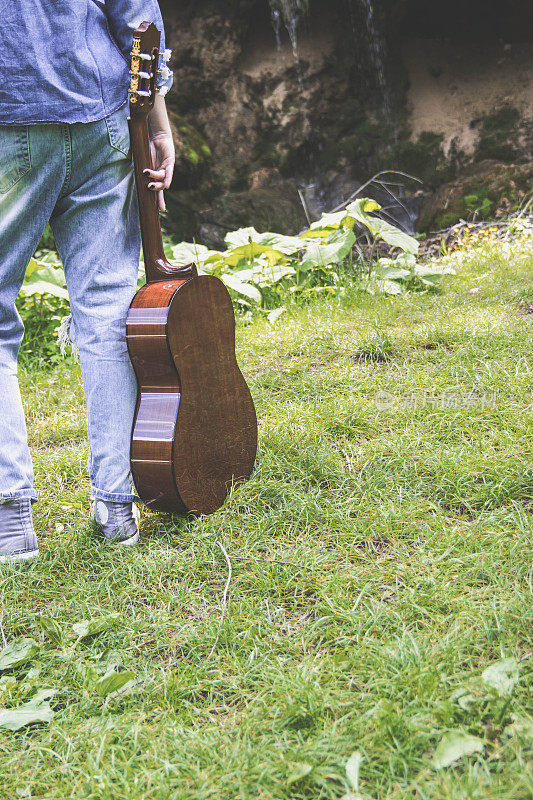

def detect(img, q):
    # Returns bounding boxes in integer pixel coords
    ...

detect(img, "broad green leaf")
[431,731,484,769]
[309,209,348,230]
[414,264,456,283]
[219,274,262,303]
[171,242,221,270]
[255,232,303,254]
[345,199,419,255]
[204,252,224,264]
[21,263,68,299]
[301,229,355,269]
[482,658,520,696]
[326,227,356,250]
[504,717,533,741]
[0,639,40,672]
[376,267,411,281]
[225,227,303,255]
[378,254,416,271]
[35,251,61,265]
[365,279,404,296]
[286,762,313,785]
[72,614,119,641]
[94,668,135,698]
[39,617,62,646]
[346,751,362,790]
[0,689,55,731]
[299,228,334,240]
[20,281,69,300]
[19,668,42,699]
[237,262,296,287]
[25,258,47,277]
[340,751,367,800]
[224,227,261,247]
[223,243,285,268]
[267,307,286,325]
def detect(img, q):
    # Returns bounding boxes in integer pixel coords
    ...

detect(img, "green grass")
[1,240,532,799]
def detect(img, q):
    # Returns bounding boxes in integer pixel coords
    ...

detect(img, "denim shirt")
[0,1,173,124]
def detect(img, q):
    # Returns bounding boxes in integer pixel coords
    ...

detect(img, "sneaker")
[91,499,140,546]
[0,499,39,564]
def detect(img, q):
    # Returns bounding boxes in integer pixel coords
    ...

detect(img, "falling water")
[270,7,282,50]
[268,0,309,122]
[268,1,308,66]
[359,0,391,118]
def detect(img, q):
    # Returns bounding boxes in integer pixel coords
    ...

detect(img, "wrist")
[148,94,171,139]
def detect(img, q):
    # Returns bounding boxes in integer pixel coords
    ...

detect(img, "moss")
[174,116,211,167]
[392,132,451,186]
[475,106,522,164]
[341,120,384,162]
[481,106,520,134]
[418,161,533,231]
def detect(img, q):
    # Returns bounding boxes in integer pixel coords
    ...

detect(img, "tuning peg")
[158,85,169,97]
[162,48,172,62]
[158,65,172,81]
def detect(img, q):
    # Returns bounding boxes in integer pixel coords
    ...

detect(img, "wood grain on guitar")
[126,23,258,516]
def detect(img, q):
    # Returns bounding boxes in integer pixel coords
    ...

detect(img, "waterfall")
[268,0,309,124]
[359,0,391,118]
[270,6,282,50]
[268,1,308,61]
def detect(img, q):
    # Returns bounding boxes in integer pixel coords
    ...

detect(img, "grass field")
[1,236,532,799]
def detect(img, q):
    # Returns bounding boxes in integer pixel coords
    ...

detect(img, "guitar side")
[127,280,189,513]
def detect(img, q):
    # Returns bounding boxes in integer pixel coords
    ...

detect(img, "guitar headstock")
[129,22,160,115]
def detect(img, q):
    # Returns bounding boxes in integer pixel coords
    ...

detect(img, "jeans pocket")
[0,126,31,194]
[104,104,131,157]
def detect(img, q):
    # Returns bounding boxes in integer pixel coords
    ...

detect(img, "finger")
[157,190,166,213]
[163,164,174,189]
[147,180,166,191]
[143,168,166,181]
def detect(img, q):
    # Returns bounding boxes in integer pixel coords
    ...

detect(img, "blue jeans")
[0,105,140,504]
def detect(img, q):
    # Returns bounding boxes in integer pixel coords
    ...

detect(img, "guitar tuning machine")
[157,65,172,81]
[162,48,172,62]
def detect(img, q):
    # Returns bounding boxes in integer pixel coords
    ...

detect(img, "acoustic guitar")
[126,22,257,515]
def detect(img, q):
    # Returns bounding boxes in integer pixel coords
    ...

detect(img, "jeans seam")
[60,124,72,197]
[91,488,139,503]
[18,501,31,550]
[0,490,38,504]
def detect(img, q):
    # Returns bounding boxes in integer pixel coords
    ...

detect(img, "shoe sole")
[0,549,39,564]
[112,531,140,547]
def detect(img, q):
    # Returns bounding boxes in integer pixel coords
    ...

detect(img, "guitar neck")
[128,114,168,284]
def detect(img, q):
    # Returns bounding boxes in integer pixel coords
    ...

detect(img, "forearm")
[148,94,171,139]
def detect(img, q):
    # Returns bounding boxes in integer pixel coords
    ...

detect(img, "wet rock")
[197,170,308,249]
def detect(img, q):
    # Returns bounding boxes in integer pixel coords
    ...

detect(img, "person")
[0,1,175,561]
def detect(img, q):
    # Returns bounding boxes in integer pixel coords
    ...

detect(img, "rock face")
[158,0,532,242]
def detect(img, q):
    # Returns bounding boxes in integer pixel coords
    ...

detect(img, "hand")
[144,131,175,212]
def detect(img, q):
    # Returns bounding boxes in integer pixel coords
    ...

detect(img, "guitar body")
[126,22,257,515]
[127,276,257,514]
